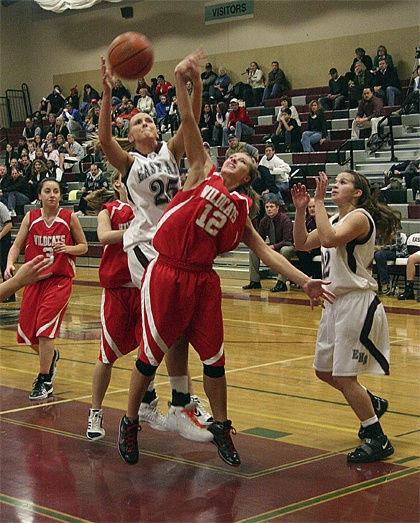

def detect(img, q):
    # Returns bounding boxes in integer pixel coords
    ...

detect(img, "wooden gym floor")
[0,267,419,523]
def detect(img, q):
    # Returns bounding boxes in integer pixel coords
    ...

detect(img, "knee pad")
[203,364,225,378]
[136,359,158,377]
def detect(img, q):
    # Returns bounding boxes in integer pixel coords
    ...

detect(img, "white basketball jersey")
[321,208,378,296]
[122,142,180,250]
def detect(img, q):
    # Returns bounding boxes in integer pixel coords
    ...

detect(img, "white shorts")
[127,242,158,288]
[314,290,390,377]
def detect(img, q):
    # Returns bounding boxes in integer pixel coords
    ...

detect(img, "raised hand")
[101,56,115,92]
[175,47,207,83]
[291,183,310,210]
[314,171,329,202]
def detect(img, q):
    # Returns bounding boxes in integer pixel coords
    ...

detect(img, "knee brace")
[136,359,158,377]
[203,364,225,378]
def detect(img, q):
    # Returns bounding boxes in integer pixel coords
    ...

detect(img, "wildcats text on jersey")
[34,234,66,247]
[200,184,239,223]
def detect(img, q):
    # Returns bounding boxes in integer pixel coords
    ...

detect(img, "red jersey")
[99,200,134,288]
[153,169,251,266]
[25,208,76,278]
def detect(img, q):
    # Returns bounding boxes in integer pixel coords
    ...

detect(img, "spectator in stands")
[27,142,36,162]
[199,102,215,144]
[111,96,121,122]
[278,96,301,126]
[5,144,19,170]
[135,77,151,96]
[7,158,19,175]
[136,88,156,118]
[374,229,407,295]
[252,159,280,220]
[154,74,173,104]
[34,134,43,152]
[372,45,393,73]
[112,79,130,101]
[119,100,139,121]
[242,198,294,292]
[244,61,265,107]
[59,133,85,170]
[28,159,49,202]
[0,165,11,195]
[373,58,401,107]
[155,94,171,133]
[203,141,218,169]
[45,142,60,166]
[80,83,100,118]
[225,133,259,161]
[209,66,231,103]
[113,117,129,139]
[116,95,130,116]
[23,118,42,143]
[295,198,322,279]
[35,148,46,162]
[62,102,84,136]
[44,113,57,137]
[301,100,327,152]
[41,132,55,155]
[169,96,180,135]
[348,61,374,108]
[76,163,109,216]
[66,85,79,109]
[270,108,302,153]
[55,134,67,155]
[347,48,373,84]
[20,155,32,181]
[0,166,30,217]
[46,158,64,183]
[86,106,101,134]
[53,115,69,140]
[222,98,255,145]
[212,102,228,146]
[261,61,289,103]
[397,252,420,301]
[0,200,13,301]
[351,86,384,140]
[201,62,217,102]
[259,144,291,205]
[385,156,420,189]
[393,64,420,115]
[319,68,348,111]
[42,85,66,117]
[17,136,28,158]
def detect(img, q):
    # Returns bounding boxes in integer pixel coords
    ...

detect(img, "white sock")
[169,375,188,394]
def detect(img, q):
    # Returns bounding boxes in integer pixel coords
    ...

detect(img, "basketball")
[108,32,154,80]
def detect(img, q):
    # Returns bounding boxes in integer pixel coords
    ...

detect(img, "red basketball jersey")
[25,208,76,278]
[153,170,252,266]
[99,200,134,288]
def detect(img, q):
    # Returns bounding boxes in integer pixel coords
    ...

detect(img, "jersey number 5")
[196,204,227,237]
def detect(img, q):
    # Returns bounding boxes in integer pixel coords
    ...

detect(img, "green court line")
[236,467,419,523]
[0,494,93,523]
[394,455,420,464]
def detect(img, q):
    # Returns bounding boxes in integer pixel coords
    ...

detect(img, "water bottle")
[402,178,406,189]
[416,191,420,204]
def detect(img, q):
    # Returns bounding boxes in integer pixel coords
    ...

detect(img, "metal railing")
[377,114,398,163]
[0,96,11,130]
[0,126,9,152]
[6,84,31,124]
[336,139,355,170]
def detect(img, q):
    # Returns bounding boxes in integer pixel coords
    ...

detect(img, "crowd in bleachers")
[0,42,419,298]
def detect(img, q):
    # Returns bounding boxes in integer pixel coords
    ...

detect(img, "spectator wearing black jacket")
[0,167,30,217]
[374,58,401,106]
[319,68,348,110]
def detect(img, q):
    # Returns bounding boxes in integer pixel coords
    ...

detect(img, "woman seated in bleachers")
[4,144,19,171]
[212,102,228,146]
[199,102,215,144]
[301,100,327,152]
[28,159,49,202]
[244,61,265,107]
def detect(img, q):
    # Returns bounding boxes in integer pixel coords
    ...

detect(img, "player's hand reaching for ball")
[101,56,115,93]
[175,47,207,84]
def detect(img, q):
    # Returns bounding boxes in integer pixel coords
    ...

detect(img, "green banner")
[205,0,254,24]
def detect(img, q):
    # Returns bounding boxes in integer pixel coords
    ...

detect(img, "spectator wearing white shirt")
[259,144,291,204]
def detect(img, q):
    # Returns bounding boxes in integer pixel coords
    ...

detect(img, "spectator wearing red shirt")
[153,75,173,103]
[119,100,139,121]
[222,98,255,146]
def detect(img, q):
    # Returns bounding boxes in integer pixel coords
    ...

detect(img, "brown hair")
[345,169,400,244]
[84,171,121,215]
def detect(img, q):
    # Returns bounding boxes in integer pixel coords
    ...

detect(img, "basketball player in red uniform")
[99,52,213,443]
[5,178,87,400]
[85,173,168,440]
[118,48,334,467]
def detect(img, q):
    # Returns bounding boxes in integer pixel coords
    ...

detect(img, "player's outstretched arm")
[0,255,53,302]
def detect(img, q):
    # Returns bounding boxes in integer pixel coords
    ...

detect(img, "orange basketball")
[108,32,154,80]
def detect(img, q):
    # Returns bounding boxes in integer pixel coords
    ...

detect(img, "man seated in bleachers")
[242,198,294,293]
[62,102,84,136]
[373,58,401,107]
[261,61,289,103]
[22,118,42,144]
[59,133,85,171]
[351,87,384,141]
[319,68,348,111]
[76,163,109,216]
[225,133,259,161]
[259,144,290,205]
[208,66,231,103]
[270,108,301,153]
[222,98,255,145]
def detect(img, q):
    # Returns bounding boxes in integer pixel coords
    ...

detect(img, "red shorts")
[100,286,141,364]
[18,276,73,346]
[138,257,225,368]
